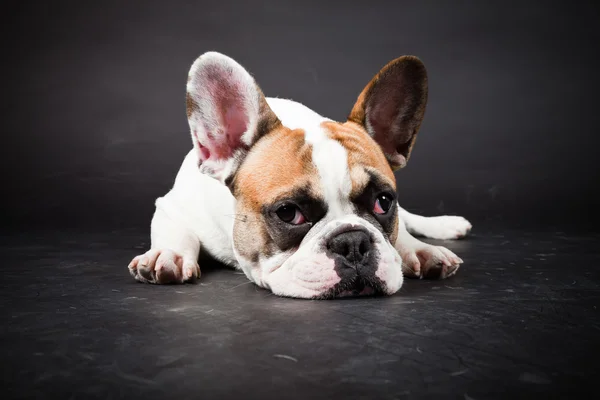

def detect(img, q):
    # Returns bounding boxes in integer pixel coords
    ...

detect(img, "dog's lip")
[314,276,384,299]
[336,284,376,298]
[334,279,379,298]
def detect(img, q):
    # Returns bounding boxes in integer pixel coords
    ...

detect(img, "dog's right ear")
[186,52,281,185]
[348,56,428,171]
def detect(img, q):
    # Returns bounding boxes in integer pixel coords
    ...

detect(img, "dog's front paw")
[128,249,200,284]
[401,245,463,279]
[418,216,472,240]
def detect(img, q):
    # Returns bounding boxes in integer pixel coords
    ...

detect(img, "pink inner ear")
[194,75,250,164]
[223,104,247,150]
[195,126,244,163]
[204,103,246,160]
[197,142,211,161]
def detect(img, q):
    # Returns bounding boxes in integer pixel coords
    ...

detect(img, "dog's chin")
[336,285,376,298]
[316,277,385,300]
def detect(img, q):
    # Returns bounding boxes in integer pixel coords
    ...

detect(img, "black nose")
[327,230,372,266]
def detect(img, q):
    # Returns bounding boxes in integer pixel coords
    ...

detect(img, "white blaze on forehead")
[305,127,353,218]
[265,97,353,217]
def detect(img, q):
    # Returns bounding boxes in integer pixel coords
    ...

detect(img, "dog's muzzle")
[321,226,384,299]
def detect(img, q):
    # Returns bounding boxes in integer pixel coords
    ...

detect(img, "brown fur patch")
[321,120,396,196]
[232,201,271,262]
[389,214,399,245]
[255,84,282,138]
[232,127,321,259]
[234,127,320,211]
[186,93,198,118]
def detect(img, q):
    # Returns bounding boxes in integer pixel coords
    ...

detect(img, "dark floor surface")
[2,223,599,399]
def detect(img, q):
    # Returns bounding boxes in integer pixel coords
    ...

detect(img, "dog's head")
[186,52,427,299]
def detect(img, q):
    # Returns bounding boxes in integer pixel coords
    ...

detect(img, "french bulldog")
[128,52,472,299]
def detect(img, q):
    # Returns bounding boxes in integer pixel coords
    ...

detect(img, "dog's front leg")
[395,207,464,279]
[128,206,201,284]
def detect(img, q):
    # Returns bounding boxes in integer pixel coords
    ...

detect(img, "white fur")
[267,97,328,130]
[398,206,472,240]
[305,129,353,218]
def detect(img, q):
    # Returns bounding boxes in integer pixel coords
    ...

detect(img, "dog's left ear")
[186,52,281,185]
[348,56,428,170]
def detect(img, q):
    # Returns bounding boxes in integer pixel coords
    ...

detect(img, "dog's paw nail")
[182,264,199,281]
[447,265,460,277]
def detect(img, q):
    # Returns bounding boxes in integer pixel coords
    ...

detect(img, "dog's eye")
[374,193,393,215]
[276,204,306,225]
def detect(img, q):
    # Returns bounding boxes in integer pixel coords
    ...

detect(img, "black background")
[3,3,600,398]
[2,0,599,231]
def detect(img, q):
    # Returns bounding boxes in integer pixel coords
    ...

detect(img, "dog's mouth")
[318,277,384,299]
[337,280,376,298]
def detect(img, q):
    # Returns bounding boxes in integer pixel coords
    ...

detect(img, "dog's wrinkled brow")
[350,168,395,202]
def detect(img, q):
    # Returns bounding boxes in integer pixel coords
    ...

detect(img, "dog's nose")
[327,230,372,266]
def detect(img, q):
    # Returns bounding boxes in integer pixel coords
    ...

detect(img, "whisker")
[228,281,253,290]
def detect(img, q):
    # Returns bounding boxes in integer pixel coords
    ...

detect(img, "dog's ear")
[186,52,281,184]
[348,56,428,171]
